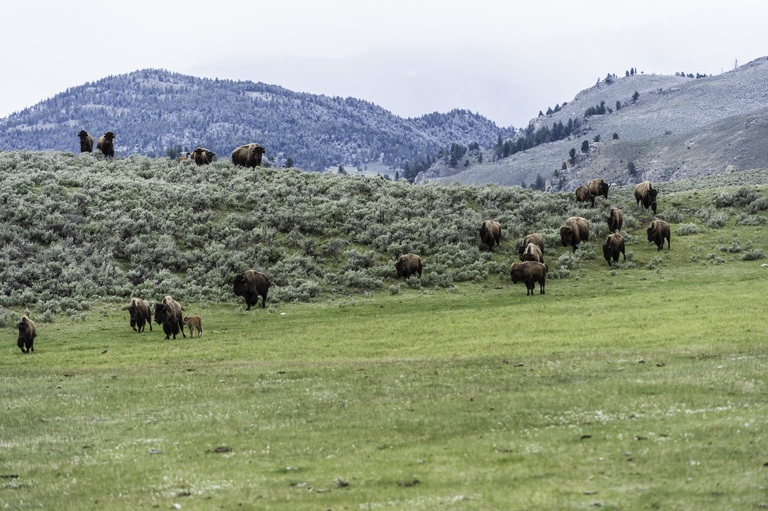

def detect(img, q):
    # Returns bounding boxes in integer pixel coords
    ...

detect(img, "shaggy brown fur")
[602,233,626,266]
[182,315,203,338]
[575,185,595,207]
[231,143,267,168]
[560,216,590,252]
[519,233,545,258]
[509,261,548,296]
[154,295,185,340]
[17,315,36,354]
[634,181,658,214]
[520,243,544,263]
[395,254,423,279]
[479,220,501,251]
[588,178,609,199]
[96,132,115,159]
[233,270,271,310]
[128,297,152,333]
[78,130,93,153]
[647,220,671,251]
[191,147,215,165]
[607,207,624,233]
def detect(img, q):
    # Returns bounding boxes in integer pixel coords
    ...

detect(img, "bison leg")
[261,291,268,308]
[539,279,545,294]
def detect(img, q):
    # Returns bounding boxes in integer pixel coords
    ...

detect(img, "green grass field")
[3,207,768,510]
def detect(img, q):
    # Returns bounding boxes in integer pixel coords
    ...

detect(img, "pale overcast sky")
[0,0,764,127]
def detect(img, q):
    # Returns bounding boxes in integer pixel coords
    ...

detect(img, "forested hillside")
[0,70,513,174]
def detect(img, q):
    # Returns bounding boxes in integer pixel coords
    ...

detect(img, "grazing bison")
[602,233,626,266]
[575,185,595,207]
[560,216,590,252]
[97,132,115,159]
[17,315,36,354]
[647,220,671,251]
[479,220,501,251]
[519,233,545,258]
[520,243,544,263]
[233,270,271,310]
[78,130,93,153]
[510,261,548,296]
[154,295,185,340]
[182,316,203,338]
[191,146,215,165]
[395,254,423,279]
[127,297,152,333]
[588,178,609,199]
[607,207,624,233]
[231,143,266,168]
[635,181,658,214]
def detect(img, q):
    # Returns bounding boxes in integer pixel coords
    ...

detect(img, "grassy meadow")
[2,153,768,509]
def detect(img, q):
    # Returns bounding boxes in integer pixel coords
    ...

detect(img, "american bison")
[182,315,203,338]
[154,295,185,340]
[191,146,215,165]
[233,270,271,310]
[177,152,191,163]
[17,315,36,354]
[519,233,545,258]
[520,243,544,263]
[509,261,548,296]
[97,132,115,159]
[78,130,93,153]
[395,254,422,279]
[607,207,624,233]
[647,220,671,251]
[575,185,595,207]
[560,216,589,252]
[127,297,152,333]
[479,220,501,251]
[602,233,626,266]
[588,178,609,199]
[635,181,658,214]
[231,143,266,168]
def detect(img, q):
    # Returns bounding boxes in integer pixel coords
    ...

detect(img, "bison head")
[646,223,657,242]
[78,130,89,139]
[103,132,115,141]
[602,241,613,265]
[232,274,247,297]
[249,145,266,166]
[395,259,406,278]
[154,303,170,324]
[598,181,609,198]
[560,226,574,247]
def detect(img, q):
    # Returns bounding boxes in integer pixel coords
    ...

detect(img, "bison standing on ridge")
[233,270,271,310]
[395,254,422,279]
[519,233,544,258]
[154,296,185,340]
[127,297,152,333]
[607,207,624,233]
[510,261,548,296]
[602,233,626,266]
[191,146,215,165]
[560,216,589,252]
[588,178,609,199]
[575,185,595,207]
[97,132,115,159]
[232,143,266,168]
[647,220,671,251]
[17,316,36,354]
[520,243,544,263]
[479,220,501,251]
[635,181,658,214]
[78,130,93,153]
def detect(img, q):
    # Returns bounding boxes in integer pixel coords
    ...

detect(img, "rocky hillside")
[0,69,514,173]
[425,57,768,189]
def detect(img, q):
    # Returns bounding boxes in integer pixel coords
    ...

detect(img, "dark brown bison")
[127,297,152,333]
[231,143,266,168]
[519,233,545,258]
[520,243,544,263]
[233,270,271,310]
[96,132,115,159]
[17,315,36,354]
[182,315,203,338]
[78,130,93,153]
[509,261,548,296]
[602,233,626,266]
[154,295,185,340]
[395,254,422,279]
[560,216,589,252]
[607,207,624,233]
[191,146,215,165]
[575,185,595,207]
[588,178,609,199]
[479,220,501,251]
[635,181,658,214]
[647,220,671,251]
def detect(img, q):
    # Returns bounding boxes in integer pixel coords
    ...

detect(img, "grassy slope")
[2,170,768,509]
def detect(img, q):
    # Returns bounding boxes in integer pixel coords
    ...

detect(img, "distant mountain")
[0,69,514,173]
[424,57,768,189]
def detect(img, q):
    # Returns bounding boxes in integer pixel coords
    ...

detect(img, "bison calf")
[602,233,626,266]
[510,261,548,296]
[395,254,423,279]
[17,315,36,353]
[182,316,203,338]
[128,297,152,333]
[233,270,271,310]
[647,220,671,251]
[479,220,501,251]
